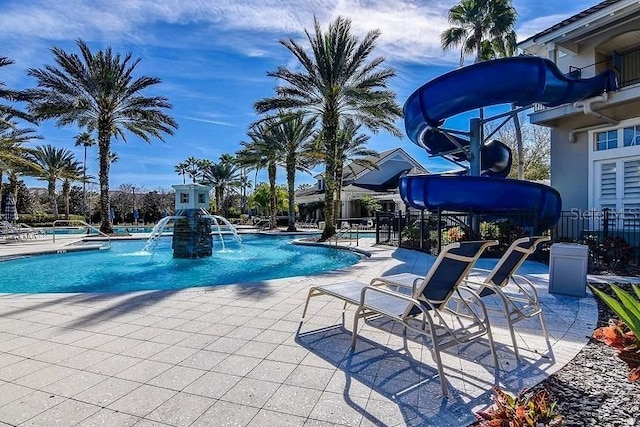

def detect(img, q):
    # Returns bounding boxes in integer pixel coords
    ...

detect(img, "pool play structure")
[400,56,619,230]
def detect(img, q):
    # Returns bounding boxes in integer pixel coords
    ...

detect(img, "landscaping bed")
[528,282,640,427]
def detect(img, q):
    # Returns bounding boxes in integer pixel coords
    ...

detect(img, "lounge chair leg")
[351,307,363,349]
[486,320,499,369]
[342,301,348,326]
[507,316,521,360]
[428,323,448,398]
[301,288,317,320]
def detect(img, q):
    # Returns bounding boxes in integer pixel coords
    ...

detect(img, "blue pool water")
[0,235,360,294]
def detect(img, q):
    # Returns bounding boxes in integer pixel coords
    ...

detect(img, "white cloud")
[516,14,573,42]
[0,0,461,66]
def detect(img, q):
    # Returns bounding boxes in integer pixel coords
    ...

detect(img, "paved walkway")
[0,237,597,426]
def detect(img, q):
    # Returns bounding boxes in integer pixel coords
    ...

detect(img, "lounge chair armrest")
[510,273,541,302]
[453,286,491,320]
[461,278,496,296]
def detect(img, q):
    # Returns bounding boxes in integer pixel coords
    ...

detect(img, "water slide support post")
[469,118,481,176]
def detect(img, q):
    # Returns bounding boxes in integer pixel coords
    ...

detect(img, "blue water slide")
[420,129,512,178]
[399,174,562,229]
[404,56,618,144]
[400,56,618,229]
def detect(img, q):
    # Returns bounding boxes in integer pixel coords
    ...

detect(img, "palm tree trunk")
[63,180,70,219]
[268,161,277,230]
[82,145,87,219]
[286,162,296,232]
[98,129,113,234]
[320,114,338,241]
[48,180,58,218]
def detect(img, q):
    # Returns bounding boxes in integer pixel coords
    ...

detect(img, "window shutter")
[601,163,616,199]
[624,160,640,198]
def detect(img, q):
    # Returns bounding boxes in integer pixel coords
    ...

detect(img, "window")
[198,193,205,204]
[595,130,618,151]
[180,193,189,203]
[623,126,640,147]
[592,158,640,228]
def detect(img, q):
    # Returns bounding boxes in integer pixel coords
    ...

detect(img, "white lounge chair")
[373,236,551,360]
[301,240,499,396]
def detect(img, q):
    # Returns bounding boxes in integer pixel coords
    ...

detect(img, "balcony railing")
[532,47,640,112]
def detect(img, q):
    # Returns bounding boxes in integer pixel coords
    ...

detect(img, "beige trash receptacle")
[549,243,588,297]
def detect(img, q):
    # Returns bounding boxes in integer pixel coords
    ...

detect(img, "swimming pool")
[0,234,361,294]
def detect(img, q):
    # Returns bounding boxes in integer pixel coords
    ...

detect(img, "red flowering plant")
[476,386,563,427]
[590,284,640,382]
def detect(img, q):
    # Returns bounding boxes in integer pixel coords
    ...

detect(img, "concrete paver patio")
[0,237,597,426]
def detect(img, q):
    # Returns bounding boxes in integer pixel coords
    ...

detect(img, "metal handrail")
[332,223,359,247]
[52,219,111,249]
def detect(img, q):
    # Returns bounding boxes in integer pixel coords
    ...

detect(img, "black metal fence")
[375,208,640,270]
[554,208,640,270]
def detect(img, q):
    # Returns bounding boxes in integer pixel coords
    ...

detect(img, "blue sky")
[1,0,600,192]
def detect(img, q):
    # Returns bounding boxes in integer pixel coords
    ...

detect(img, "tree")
[358,194,382,217]
[74,131,95,218]
[441,0,517,67]
[241,119,283,229]
[492,119,550,181]
[174,161,188,184]
[142,189,173,223]
[247,182,288,217]
[441,0,522,177]
[32,145,76,217]
[254,16,402,240]
[61,160,85,218]
[201,157,241,216]
[27,39,177,233]
[0,57,33,125]
[183,156,203,183]
[0,119,41,195]
[333,120,378,218]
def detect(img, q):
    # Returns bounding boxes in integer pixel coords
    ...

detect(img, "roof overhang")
[519,0,640,52]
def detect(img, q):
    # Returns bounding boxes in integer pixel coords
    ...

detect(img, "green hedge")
[18,214,86,227]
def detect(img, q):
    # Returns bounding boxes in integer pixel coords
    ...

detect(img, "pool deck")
[0,235,601,426]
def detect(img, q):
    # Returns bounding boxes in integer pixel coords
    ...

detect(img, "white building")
[519,0,640,219]
[296,148,427,221]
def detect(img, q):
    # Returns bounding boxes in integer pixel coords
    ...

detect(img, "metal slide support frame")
[469,118,482,177]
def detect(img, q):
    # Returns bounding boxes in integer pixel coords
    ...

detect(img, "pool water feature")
[0,234,360,294]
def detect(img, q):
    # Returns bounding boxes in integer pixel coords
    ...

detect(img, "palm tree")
[441,0,522,178]
[32,145,76,217]
[174,161,188,184]
[254,16,402,240]
[74,131,95,218]
[240,119,284,230]
[266,113,317,231]
[201,159,241,216]
[26,39,178,233]
[441,0,517,66]
[183,156,202,183]
[61,159,85,218]
[333,120,378,218]
[0,119,42,194]
[0,57,34,126]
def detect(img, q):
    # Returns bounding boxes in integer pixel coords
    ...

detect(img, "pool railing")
[52,219,111,249]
